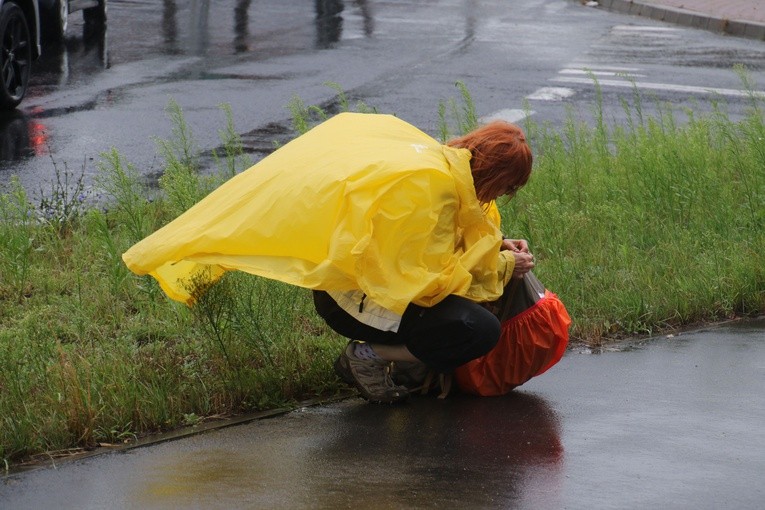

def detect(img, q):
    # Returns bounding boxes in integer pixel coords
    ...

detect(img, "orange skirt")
[455,274,571,396]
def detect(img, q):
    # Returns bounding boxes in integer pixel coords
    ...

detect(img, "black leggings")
[313,291,501,372]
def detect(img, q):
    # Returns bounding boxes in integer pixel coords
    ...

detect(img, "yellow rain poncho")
[122,112,513,315]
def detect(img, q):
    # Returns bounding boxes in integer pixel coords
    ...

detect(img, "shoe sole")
[356,384,409,405]
[334,352,408,405]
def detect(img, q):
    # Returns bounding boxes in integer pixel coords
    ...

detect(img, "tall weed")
[36,159,89,234]
[437,80,478,140]
[95,148,156,243]
[155,100,216,217]
[287,81,377,136]
[212,103,253,179]
[0,178,36,301]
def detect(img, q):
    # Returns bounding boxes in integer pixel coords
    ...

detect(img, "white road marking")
[567,64,642,72]
[526,87,576,101]
[559,69,646,78]
[551,76,765,99]
[479,109,534,124]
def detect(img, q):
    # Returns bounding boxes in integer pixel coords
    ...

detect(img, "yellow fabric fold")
[122,112,507,314]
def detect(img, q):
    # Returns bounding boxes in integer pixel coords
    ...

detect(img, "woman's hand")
[511,251,535,277]
[501,238,529,253]
[502,238,534,277]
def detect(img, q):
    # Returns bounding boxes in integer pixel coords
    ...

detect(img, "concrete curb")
[3,391,356,477]
[594,0,765,41]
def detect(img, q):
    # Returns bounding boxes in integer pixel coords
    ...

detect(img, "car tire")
[0,3,32,110]
[44,0,69,42]
[83,0,107,25]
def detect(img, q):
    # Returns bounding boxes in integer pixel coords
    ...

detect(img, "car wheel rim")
[2,13,29,98]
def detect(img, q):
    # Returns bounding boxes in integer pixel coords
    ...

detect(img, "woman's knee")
[464,305,501,357]
[403,296,501,367]
[461,305,502,358]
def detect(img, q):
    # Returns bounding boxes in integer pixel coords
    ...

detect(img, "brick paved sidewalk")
[593,0,765,40]
[641,0,765,24]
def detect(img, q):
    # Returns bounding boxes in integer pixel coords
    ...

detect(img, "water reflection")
[0,111,45,162]
[315,0,344,49]
[188,0,211,56]
[315,0,375,48]
[130,394,563,508]
[31,22,108,88]
[354,0,374,37]
[162,0,179,53]
[234,0,252,53]
[306,393,564,507]
[463,0,477,44]
[156,1,376,55]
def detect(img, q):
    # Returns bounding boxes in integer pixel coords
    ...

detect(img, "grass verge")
[1,79,763,467]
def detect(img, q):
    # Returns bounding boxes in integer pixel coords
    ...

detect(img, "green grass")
[504,76,764,340]
[1,79,763,467]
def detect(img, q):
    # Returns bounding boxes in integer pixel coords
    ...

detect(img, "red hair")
[447,121,533,203]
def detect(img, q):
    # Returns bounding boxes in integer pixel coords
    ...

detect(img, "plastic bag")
[454,272,571,396]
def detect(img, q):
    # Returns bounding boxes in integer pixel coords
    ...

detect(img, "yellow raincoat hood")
[122,112,506,314]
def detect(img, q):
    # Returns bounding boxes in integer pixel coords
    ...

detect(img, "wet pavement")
[2,318,764,509]
[2,0,764,201]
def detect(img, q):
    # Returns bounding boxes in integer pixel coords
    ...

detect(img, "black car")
[0,0,106,110]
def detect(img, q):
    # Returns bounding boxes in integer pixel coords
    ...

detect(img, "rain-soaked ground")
[2,318,763,509]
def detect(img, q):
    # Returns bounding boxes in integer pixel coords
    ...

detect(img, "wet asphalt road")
[1,0,764,197]
[2,318,764,509]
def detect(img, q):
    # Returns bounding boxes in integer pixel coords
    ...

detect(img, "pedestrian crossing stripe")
[559,69,647,78]
[551,76,765,99]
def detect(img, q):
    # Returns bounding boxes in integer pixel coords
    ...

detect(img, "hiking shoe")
[389,360,431,391]
[333,347,356,387]
[334,342,409,404]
